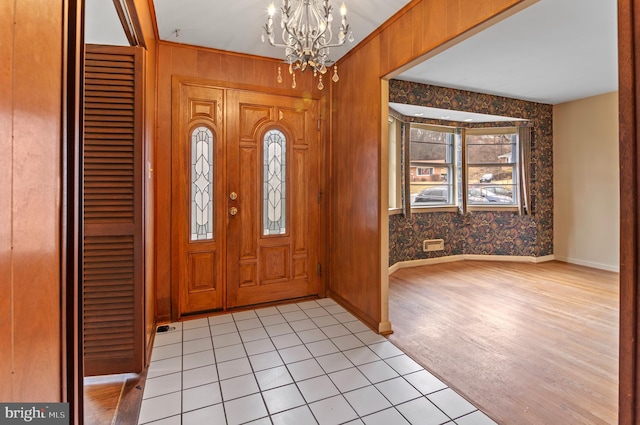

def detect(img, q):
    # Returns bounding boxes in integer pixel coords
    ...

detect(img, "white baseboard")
[389,254,556,275]
[553,255,619,273]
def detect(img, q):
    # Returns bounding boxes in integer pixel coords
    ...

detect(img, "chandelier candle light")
[262,0,353,90]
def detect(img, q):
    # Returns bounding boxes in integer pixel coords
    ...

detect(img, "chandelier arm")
[266,20,304,52]
[317,23,350,48]
[284,21,305,54]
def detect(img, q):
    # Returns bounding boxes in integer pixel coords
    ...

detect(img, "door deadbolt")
[229,192,238,200]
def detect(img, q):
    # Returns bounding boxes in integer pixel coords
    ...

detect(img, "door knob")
[229,192,238,200]
[229,207,238,216]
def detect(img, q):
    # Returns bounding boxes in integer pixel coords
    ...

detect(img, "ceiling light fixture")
[262,0,353,90]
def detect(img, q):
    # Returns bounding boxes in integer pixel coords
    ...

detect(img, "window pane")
[410,127,450,162]
[263,129,287,235]
[467,143,514,164]
[466,133,516,164]
[468,184,516,205]
[191,126,214,241]
[409,126,454,207]
[412,183,454,206]
[468,165,515,185]
[468,165,516,205]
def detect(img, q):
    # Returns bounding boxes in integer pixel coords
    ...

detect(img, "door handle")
[229,207,238,216]
[229,192,238,201]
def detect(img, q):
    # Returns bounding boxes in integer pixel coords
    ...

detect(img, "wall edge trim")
[389,254,556,275]
[553,255,620,273]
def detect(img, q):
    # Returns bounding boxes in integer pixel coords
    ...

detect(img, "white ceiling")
[85,0,128,46]
[151,0,413,62]
[85,0,618,108]
[397,0,618,105]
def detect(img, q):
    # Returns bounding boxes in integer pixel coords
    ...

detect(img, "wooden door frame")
[63,0,84,422]
[618,1,640,423]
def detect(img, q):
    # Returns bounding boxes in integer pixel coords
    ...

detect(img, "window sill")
[467,205,520,213]
[411,206,459,214]
[389,208,403,216]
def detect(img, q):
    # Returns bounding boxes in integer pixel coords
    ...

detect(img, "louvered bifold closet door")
[83,45,144,376]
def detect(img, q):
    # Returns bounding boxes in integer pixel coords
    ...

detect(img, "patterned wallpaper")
[388,80,553,266]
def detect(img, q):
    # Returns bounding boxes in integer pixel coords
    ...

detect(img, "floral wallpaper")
[388,80,553,266]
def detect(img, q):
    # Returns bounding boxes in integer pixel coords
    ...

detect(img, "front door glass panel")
[191,126,214,241]
[263,129,287,235]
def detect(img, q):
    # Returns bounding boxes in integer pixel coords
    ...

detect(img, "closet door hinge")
[317,191,323,203]
[317,263,322,276]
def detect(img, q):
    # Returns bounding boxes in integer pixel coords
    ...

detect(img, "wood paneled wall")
[329,0,527,331]
[154,43,326,321]
[0,0,63,401]
[132,0,159,364]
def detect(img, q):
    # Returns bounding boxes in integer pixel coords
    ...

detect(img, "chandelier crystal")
[262,0,353,90]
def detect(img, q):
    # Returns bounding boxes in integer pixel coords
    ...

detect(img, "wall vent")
[423,239,444,252]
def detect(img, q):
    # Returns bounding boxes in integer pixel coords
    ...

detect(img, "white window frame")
[408,123,457,210]
[464,127,520,211]
[387,118,524,214]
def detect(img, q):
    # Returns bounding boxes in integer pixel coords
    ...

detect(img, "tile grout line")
[140,300,494,425]
[208,316,229,425]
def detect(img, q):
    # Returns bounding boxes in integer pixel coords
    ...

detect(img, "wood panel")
[9,0,63,401]
[618,1,639,423]
[0,0,15,403]
[84,45,144,376]
[131,0,159,360]
[329,39,383,331]
[154,45,175,321]
[388,261,618,425]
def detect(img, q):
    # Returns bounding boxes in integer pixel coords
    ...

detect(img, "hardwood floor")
[388,260,618,425]
[84,372,145,425]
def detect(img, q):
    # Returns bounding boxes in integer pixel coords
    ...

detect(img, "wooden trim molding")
[112,0,147,49]
[389,254,556,275]
[62,0,84,422]
[618,1,639,423]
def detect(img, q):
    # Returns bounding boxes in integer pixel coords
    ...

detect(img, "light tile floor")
[138,298,498,425]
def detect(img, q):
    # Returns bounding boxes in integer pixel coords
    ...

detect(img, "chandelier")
[262,0,354,90]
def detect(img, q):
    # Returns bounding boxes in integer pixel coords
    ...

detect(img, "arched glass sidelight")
[191,126,214,241]
[263,129,287,235]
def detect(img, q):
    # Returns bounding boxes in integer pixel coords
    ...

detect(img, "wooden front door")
[173,82,321,316]
[226,90,321,308]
